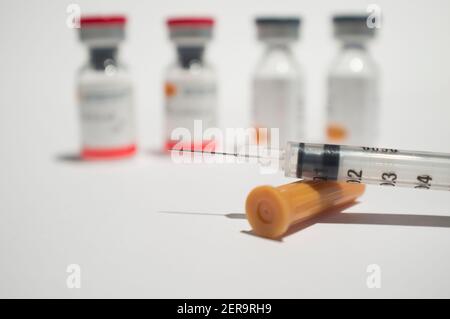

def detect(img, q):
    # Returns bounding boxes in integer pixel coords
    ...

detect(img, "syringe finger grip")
[245,181,365,239]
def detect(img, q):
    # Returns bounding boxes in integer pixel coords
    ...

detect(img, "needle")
[169,148,267,160]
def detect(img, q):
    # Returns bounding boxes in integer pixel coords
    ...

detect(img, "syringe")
[173,142,450,191]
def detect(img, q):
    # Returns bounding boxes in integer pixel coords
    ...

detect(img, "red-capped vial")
[77,15,136,159]
[164,17,217,151]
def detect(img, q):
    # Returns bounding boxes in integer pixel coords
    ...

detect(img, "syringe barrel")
[284,142,450,191]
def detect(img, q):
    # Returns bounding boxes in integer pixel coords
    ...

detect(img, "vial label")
[165,78,217,143]
[253,77,304,145]
[79,83,135,149]
[327,76,378,144]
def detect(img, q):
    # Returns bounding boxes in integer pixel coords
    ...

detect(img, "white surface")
[1,0,450,298]
[2,155,450,298]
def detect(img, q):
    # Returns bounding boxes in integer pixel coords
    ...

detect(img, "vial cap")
[255,17,301,43]
[246,181,365,239]
[79,15,127,47]
[167,17,214,46]
[333,14,376,39]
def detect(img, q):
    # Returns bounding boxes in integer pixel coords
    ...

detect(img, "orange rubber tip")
[245,181,365,239]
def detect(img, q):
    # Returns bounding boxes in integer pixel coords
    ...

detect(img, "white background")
[1,0,450,298]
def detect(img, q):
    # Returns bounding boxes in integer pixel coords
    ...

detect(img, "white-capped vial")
[77,16,136,159]
[326,14,379,145]
[252,17,304,146]
[164,17,217,151]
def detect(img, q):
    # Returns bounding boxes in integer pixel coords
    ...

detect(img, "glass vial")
[252,17,304,147]
[326,14,379,145]
[164,17,217,151]
[77,16,136,159]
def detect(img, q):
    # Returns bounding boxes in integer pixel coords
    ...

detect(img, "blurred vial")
[164,17,217,151]
[326,14,379,145]
[252,17,304,146]
[77,15,136,159]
